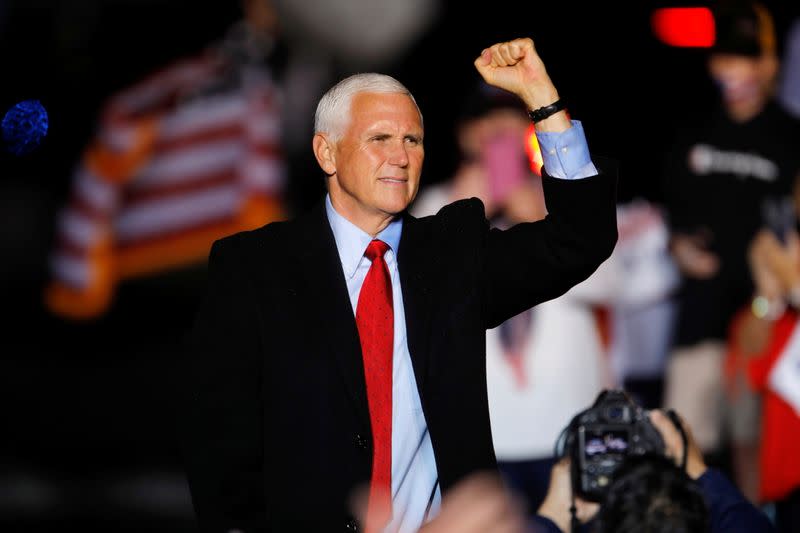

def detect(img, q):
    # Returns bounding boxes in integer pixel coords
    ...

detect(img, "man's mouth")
[378,177,408,184]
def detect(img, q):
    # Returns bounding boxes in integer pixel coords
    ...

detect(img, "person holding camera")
[350,400,773,533]
[531,408,774,533]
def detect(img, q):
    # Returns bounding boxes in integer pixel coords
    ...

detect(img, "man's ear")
[313,133,337,176]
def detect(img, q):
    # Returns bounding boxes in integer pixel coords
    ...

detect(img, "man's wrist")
[519,82,569,132]
[519,81,559,110]
[528,99,567,123]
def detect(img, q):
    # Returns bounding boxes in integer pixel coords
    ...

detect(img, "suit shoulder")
[405,197,489,258]
[209,219,291,261]
[427,197,488,232]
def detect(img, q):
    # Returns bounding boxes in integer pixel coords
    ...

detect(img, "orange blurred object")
[524,124,543,176]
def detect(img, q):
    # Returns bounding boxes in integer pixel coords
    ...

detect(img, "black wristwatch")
[527,99,566,123]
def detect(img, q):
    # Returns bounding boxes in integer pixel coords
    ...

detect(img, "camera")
[558,389,665,502]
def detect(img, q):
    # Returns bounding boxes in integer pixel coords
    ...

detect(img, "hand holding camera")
[648,409,707,480]
[537,459,599,532]
[541,390,705,531]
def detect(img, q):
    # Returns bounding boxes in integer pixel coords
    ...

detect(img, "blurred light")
[525,124,543,177]
[651,7,715,48]
[2,100,49,156]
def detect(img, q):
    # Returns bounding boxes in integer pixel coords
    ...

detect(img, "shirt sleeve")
[696,469,776,533]
[535,120,598,180]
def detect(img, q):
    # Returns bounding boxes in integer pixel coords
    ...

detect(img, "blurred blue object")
[2,100,49,156]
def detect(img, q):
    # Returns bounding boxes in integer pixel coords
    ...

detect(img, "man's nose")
[387,140,409,167]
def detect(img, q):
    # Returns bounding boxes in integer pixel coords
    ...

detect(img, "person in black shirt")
[662,0,800,498]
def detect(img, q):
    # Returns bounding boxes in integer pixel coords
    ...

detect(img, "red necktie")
[356,239,394,530]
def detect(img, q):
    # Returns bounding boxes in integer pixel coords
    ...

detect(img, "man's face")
[709,52,777,122]
[329,92,424,221]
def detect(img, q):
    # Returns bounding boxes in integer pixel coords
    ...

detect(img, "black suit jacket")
[180,171,617,532]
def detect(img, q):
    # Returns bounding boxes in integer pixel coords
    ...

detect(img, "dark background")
[0,0,797,531]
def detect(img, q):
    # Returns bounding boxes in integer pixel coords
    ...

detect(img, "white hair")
[314,73,423,141]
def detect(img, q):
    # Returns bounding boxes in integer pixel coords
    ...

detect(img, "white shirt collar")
[325,194,403,279]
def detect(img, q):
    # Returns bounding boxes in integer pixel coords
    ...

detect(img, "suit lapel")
[295,200,371,429]
[397,213,435,398]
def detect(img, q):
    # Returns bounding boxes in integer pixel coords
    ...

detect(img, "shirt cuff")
[535,120,598,180]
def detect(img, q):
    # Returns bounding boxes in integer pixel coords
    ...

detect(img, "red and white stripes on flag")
[46,50,286,319]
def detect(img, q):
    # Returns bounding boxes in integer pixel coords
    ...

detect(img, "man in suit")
[180,37,617,532]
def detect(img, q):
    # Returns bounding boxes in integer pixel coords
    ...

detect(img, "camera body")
[561,389,665,502]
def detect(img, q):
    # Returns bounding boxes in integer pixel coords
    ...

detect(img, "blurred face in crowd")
[708,52,778,123]
[455,108,547,223]
[320,92,424,233]
[458,107,528,160]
